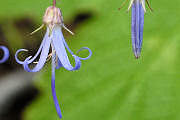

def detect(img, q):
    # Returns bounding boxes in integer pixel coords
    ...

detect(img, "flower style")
[119,0,152,59]
[15,5,92,119]
[0,46,9,63]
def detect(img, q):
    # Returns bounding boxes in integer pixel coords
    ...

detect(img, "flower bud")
[43,6,63,30]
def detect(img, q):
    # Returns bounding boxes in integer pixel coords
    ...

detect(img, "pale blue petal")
[15,49,29,64]
[56,56,63,69]
[0,46,9,63]
[76,47,92,60]
[61,31,92,60]
[139,1,144,55]
[52,27,81,71]
[131,0,144,58]
[15,29,49,64]
[23,29,51,72]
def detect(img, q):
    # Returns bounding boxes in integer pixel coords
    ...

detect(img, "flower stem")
[53,0,56,7]
[51,46,63,119]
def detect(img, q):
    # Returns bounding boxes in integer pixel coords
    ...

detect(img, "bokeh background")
[0,0,180,120]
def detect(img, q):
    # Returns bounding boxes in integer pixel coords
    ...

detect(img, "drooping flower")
[119,0,152,59]
[15,5,92,119]
[130,0,145,59]
[0,46,9,63]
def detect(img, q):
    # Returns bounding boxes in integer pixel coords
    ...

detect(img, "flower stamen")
[62,24,74,35]
[145,0,153,12]
[118,0,129,10]
[30,24,45,35]
[118,0,153,12]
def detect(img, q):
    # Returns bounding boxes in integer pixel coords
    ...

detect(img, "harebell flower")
[119,0,152,59]
[15,0,92,118]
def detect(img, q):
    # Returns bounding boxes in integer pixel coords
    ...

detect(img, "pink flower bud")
[43,6,63,30]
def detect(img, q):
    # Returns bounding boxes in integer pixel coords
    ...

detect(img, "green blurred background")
[0,0,180,120]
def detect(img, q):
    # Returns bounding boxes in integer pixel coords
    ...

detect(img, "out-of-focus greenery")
[1,0,180,120]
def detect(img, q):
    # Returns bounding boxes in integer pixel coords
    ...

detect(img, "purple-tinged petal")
[60,31,92,60]
[139,0,144,56]
[15,29,49,64]
[15,49,28,64]
[56,56,63,69]
[0,46,9,63]
[52,26,81,71]
[51,48,63,119]
[76,47,92,60]
[131,0,144,59]
[23,29,52,72]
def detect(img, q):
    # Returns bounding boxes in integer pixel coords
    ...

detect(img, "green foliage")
[1,0,180,120]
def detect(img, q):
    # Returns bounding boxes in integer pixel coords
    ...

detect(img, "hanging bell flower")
[15,2,92,119]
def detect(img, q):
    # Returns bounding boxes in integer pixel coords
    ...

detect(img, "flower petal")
[139,0,144,56]
[51,49,63,119]
[0,46,9,63]
[61,31,92,60]
[15,49,29,64]
[23,29,52,72]
[15,29,49,64]
[52,26,81,71]
[75,47,92,60]
[131,0,144,58]
[56,55,63,69]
